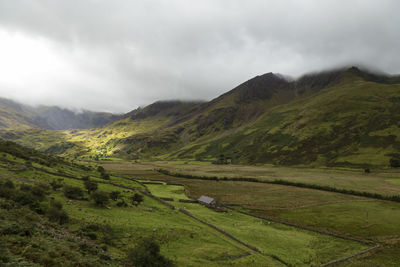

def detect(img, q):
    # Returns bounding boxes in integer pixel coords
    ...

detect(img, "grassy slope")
[171,71,400,167]
[0,140,283,266]
[2,67,400,169]
[0,140,371,266]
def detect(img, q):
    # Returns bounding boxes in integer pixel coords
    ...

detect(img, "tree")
[4,180,15,189]
[390,158,400,168]
[109,191,121,201]
[125,238,174,267]
[91,191,109,206]
[50,179,64,191]
[100,172,110,180]
[97,166,105,173]
[84,180,98,194]
[130,193,143,206]
[63,185,84,200]
[47,201,69,224]
[219,154,225,164]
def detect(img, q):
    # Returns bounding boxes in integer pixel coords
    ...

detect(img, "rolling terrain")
[0,139,374,266]
[2,63,400,265]
[2,66,400,169]
[0,97,120,130]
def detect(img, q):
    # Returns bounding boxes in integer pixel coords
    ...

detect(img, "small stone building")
[197,195,216,207]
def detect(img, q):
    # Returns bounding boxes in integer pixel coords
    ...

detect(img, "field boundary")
[224,206,373,245]
[155,169,400,203]
[223,207,381,267]
[132,174,382,266]
[319,244,380,267]
[132,178,292,265]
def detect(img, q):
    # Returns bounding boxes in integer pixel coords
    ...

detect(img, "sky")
[0,0,399,113]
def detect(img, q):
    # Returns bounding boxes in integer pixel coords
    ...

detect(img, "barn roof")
[197,195,215,204]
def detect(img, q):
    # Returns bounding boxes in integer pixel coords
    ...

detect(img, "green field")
[1,142,375,266]
[146,183,369,266]
[102,160,400,266]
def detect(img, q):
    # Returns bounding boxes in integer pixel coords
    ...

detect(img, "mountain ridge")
[2,66,400,168]
[0,97,121,130]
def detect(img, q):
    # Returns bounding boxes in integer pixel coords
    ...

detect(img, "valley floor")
[101,160,400,266]
[2,148,400,266]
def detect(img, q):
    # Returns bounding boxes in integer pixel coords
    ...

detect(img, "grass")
[139,161,400,197]
[144,183,369,266]
[102,160,400,265]
[259,201,400,240]
[52,182,275,266]
[0,147,280,266]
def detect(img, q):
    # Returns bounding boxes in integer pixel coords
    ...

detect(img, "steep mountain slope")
[0,97,41,129]
[171,67,400,167]
[2,66,400,168]
[0,97,120,130]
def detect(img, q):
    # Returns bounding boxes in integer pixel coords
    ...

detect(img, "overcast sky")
[0,0,399,113]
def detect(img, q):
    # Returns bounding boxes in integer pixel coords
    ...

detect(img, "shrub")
[91,191,109,206]
[100,172,110,180]
[109,191,120,201]
[84,180,98,194]
[100,224,115,245]
[390,158,400,168]
[47,202,69,225]
[63,186,84,200]
[97,166,105,173]
[117,200,127,207]
[4,180,15,189]
[130,193,143,206]
[125,238,174,267]
[50,179,64,191]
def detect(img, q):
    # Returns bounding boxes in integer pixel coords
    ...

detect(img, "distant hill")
[2,66,400,168]
[0,98,120,130]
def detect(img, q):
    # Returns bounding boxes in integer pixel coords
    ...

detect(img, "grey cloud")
[0,0,399,112]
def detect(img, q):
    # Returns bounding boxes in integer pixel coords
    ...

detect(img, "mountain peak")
[343,66,400,84]
[225,72,291,103]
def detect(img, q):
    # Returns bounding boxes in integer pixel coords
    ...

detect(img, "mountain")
[170,67,400,167]
[0,98,120,130]
[2,66,400,168]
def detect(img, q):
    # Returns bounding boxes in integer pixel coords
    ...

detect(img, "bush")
[100,224,115,245]
[117,200,128,207]
[390,158,400,168]
[125,238,174,267]
[100,172,110,180]
[97,166,105,173]
[84,180,98,194]
[4,180,15,189]
[130,193,143,206]
[91,191,109,206]
[47,201,69,225]
[50,179,64,191]
[0,183,14,199]
[109,191,120,201]
[63,186,84,200]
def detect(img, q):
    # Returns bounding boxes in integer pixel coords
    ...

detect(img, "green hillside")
[170,68,400,167]
[2,67,400,168]
[0,139,372,266]
[0,97,119,130]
